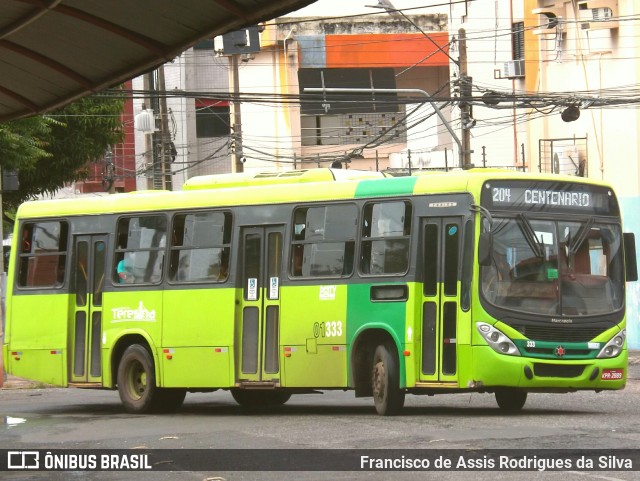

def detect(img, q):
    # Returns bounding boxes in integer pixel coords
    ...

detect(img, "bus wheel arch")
[116,343,158,413]
[351,328,405,415]
[112,335,186,414]
[110,334,153,388]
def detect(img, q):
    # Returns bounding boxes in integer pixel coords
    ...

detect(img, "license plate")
[601,369,624,380]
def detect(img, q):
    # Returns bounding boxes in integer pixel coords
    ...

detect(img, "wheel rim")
[373,360,386,402]
[126,360,146,401]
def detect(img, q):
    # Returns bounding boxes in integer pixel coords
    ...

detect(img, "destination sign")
[480,180,618,215]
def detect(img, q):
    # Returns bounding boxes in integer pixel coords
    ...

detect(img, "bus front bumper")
[471,345,627,391]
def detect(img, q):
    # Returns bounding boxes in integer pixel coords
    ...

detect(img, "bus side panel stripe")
[354,176,418,198]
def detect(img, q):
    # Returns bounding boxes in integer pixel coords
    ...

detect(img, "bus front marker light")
[597,329,626,359]
[524,366,533,379]
[476,322,520,356]
[403,350,411,356]
[478,324,490,334]
[590,368,599,381]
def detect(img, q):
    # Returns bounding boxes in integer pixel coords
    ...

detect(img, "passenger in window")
[218,249,230,280]
[117,256,133,284]
[22,228,31,253]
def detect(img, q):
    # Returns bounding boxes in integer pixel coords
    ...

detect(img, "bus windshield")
[481,216,624,316]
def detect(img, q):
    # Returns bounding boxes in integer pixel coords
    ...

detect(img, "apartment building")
[132,0,640,347]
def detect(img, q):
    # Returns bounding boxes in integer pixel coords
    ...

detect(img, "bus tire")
[371,343,405,416]
[117,344,159,414]
[495,388,527,411]
[231,389,291,407]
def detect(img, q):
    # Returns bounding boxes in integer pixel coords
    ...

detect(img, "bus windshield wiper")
[517,213,545,258]
[568,217,595,255]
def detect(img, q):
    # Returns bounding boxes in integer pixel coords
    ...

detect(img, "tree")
[0,93,125,211]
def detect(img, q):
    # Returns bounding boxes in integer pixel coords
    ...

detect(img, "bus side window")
[17,221,68,288]
[114,215,167,285]
[360,201,412,275]
[168,211,232,283]
[289,204,357,278]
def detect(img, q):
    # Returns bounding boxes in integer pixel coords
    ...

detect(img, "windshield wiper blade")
[517,214,545,258]
[568,217,595,255]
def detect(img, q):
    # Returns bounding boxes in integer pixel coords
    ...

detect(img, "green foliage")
[0,93,125,211]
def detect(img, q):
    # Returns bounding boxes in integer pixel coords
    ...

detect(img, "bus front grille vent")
[513,325,606,343]
[533,363,586,378]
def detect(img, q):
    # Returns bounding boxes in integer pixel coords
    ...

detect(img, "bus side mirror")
[624,232,638,282]
[478,232,493,266]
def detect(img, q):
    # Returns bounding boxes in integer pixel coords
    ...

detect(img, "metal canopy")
[0,0,316,122]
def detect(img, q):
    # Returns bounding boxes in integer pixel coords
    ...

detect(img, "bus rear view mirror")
[478,232,493,266]
[624,232,638,282]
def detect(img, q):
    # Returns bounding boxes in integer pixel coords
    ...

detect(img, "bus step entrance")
[236,381,279,389]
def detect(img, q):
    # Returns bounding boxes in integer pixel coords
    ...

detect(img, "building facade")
[444,0,640,347]
[132,0,640,347]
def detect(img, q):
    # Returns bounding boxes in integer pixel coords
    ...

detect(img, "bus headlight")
[476,322,520,356]
[597,329,626,359]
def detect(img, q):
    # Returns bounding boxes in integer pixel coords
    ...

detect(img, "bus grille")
[533,364,586,378]
[525,347,591,357]
[513,325,606,343]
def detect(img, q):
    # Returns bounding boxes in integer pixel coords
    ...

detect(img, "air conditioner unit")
[551,146,583,176]
[578,0,618,30]
[503,59,525,79]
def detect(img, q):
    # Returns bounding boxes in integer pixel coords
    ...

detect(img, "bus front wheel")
[495,388,527,412]
[117,344,159,414]
[371,343,405,416]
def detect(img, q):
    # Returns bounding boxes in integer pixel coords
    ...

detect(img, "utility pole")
[458,28,473,169]
[157,65,173,190]
[231,54,244,173]
[105,147,115,194]
[145,72,160,190]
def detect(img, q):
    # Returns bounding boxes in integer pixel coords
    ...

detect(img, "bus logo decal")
[555,346,566,357]
[320,285,336,300]
[111,301,157,323]
[7,451,39,469]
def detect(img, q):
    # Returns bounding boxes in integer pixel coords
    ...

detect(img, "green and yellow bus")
[2,168,637,415]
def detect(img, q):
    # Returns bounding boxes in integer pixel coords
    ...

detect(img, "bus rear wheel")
[117,344,160,414]
[231,389,291,407]
[371,343,405,416]
[495,388,527,412]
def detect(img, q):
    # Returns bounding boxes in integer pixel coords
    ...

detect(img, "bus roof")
[15,169,614,220]
[182,168,386,190]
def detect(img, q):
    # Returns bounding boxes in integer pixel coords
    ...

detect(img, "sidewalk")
[3,350,640,390]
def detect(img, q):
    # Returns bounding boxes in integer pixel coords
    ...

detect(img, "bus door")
[237,226,284,384]
[70,234,108,384]
[419,217,462,384]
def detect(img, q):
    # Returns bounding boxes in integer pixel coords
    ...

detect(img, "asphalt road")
[1,352,639,480]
